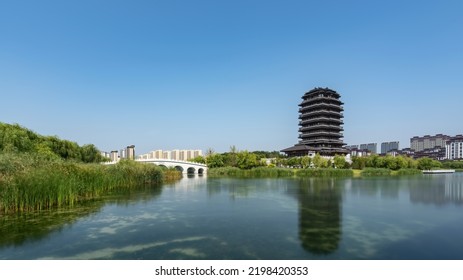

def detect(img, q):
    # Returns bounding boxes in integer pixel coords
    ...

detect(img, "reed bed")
[208,167,353,178]
[0,155,177,213]
[296,168,353,177]
[360,168,392,176]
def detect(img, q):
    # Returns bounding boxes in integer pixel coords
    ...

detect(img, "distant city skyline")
[1,1,462,154]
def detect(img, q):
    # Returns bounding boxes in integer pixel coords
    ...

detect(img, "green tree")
[312,154,328,168]
[287,157,301,168]
[351,156,366,170]
[301,156,311,169]
[81,144,104,163]
[395,156,408,170]
[333,155,346,169]
[404,156,417,169]
[236,151,259,169]
[226,145,238,167]
[190,155,206,164]
[206,153,224,168]
[416,157,442,170]
[384,155,398,170]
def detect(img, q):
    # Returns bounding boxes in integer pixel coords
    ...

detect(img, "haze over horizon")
[1,1,462,154]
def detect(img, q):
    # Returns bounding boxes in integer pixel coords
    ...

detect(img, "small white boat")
[422,169,455,174]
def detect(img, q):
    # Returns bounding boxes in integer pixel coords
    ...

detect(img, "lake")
[1,173,463,259]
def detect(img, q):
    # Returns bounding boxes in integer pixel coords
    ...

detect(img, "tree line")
[190,145,460,171]
[189,146,285,169]
[0,122,105,163]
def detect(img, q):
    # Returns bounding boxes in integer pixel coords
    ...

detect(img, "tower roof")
[303,87,340,99]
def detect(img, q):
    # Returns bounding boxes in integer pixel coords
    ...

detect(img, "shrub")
[296,168,353,177]
[361,168,391,176]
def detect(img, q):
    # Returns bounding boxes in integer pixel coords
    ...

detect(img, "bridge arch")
[133,159,208,174]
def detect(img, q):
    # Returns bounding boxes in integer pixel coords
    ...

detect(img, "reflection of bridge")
[135,159,207,174]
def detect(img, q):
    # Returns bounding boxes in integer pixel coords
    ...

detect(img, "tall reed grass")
[296,168,353,177]
[0,154,179,213]
[208,166,353,178]
[360,168,392,176]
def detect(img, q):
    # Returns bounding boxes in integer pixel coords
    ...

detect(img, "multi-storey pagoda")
[281,87,347,157]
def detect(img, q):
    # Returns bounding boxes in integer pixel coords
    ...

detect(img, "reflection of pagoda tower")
[297,178,342,254]
[282,87,347,157]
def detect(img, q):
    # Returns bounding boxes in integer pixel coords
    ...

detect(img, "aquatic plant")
[295,168,353,177]
[0,155,179,213]
[360,168,391,176]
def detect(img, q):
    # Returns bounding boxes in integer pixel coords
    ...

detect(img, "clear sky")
[1,0,462,154]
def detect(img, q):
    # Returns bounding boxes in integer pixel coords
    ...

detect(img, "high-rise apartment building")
[281,87,347,157]
[359,143,377,154]
[120,149,127,159]
[381,141,399,154]
[126,145,135,160]
[410,134,450,152]
[110,150,118,162]
[138,149,202,161]
[446,135,463,160]
[345,145,359,150]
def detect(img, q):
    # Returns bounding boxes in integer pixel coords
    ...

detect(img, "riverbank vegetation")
[0,123,181,213]
[0,153,180,213]
[197,146,456,178]
[0,122,106,163]
[207,166,353,178]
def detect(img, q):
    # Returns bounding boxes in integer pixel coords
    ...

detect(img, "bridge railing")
[135,158,208,167]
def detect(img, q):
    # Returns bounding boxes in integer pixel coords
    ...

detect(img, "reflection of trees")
[0,185,163,248]
[297,178,342,255]
[410,174,463,205]
[349,178,400,199]
[0,202,102,248]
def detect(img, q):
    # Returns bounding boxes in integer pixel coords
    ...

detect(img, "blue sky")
[1,0,462,154]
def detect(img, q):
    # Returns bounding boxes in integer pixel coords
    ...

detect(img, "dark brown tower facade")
[282,87,347,157]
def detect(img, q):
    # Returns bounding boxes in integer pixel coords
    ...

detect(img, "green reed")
[208,166,353,178]
[0,154,175,213]
[295,168,353,177]
[360,168,392,176]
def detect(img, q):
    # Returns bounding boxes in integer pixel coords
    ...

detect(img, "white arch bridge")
[135,159,207,174]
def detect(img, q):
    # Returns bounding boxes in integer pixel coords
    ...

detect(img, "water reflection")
[348,178,400,199]
[0,185,164,249]
[410,173,463,205]
[0,203,101,248]
[296,178,342,255]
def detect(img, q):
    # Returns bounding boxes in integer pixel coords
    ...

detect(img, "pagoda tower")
[281,87,347,157]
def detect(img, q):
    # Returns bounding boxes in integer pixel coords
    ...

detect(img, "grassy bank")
[296,168,353,177]
[359,168,422,176]
[207,167,295,177]
[208,167,353,178]
[360,168,392,176]
[209,166,422,178]
[0,154,181,213]
[393,168,423,175]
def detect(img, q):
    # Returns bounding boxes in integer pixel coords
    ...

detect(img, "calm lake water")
[1,173,463,260]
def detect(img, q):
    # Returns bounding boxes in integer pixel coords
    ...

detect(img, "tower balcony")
[299,102,343,113]
[299,124,344,132]
[299,131,343,138]
[299,118,344,126]
[300,96,343,107]
[299,110,342,119]
[299,138,345,145]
